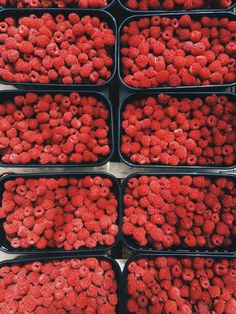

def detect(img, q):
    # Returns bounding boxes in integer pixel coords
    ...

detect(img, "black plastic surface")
[0,90,114,167]
[0,8,117,90]
[118,92,236,170]
[0,172,122,254]
[123,252,236,314]
[118,0,236,13]
[121,172,236,255]
[0,253,122,314]
[118,11,236,91]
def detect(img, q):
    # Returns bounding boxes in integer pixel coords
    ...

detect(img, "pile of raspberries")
[0,92,111,165]
[121,93,236,166]
[0,0,110,7]
[126,256,236,314]
[120,15,236,88]
[122,175,236,249]
[0,258,118,313]
[0,13,115,84]
[123,0,233,10]
[0,176,119,250]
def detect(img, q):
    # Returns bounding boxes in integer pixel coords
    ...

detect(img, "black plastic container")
[0,90,114,167]
[0,0,115,10]
[0,8,117,90]
[123,252,236,314]
[0,172,122,254]
[118,11,236,91]
[121,172,236,255]
[118,92,236,170]
[118,0,236,13]
[0,253,123,314]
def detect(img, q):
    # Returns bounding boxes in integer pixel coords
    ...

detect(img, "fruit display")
[122,175,236,250]
[0,92,112,165]
[0,2,236,310]
[126,256,236,314]
[0,175,119,251]
[122,0,234,11]
[120,14,236,88]
[0,12,115,85]
[0,0,111,8]
[120,93,236,166]
[0,257,119,313]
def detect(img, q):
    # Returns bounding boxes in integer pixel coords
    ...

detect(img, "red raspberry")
[19,41,34,54]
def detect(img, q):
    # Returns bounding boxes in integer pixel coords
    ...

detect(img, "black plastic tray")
[118,92,236,170]
[118,0,236,13]
[118,11,236,91]
[0,253,123,314]
[123,252,236,314]
[121,172,236,255]
[0,8,117,90]
[0,90,114,167]
[0,172,122,254]
[0,0,115,10]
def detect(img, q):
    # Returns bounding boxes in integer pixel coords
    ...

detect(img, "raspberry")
[6,49,19,63]
[19,41,34,54]
[156,70,169,84]
[210,72,223,84]
[191,43,206,56]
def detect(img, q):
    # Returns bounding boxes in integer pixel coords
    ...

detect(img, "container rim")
[0,89,115,167]
[118,91,236,170]
[118,11,236,91]
[0,171,122,255]
[117,0,236,14]
[121,171,236,254]
[0,8,117,89]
